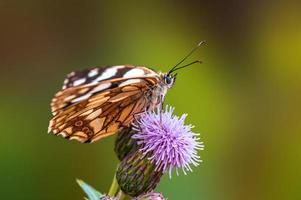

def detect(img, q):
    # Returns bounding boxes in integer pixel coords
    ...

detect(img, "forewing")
[48,79,156,143]
[51,65,157,115]
[62,65,124,89]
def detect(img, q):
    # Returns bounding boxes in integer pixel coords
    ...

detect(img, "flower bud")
[116,151,163,197]
[114,127,138,160]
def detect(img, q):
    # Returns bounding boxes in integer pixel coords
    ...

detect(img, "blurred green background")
[1,1,300,199]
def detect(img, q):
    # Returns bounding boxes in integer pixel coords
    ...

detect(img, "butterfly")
[48,41,204,143]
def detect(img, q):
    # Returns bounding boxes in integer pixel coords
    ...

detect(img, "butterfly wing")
[62,65,130,89]
[51,65,156,115]
[49,65,160,143]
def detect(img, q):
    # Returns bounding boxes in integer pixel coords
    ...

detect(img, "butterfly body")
[48,65,176,143]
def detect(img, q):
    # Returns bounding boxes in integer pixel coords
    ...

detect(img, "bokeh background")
[1,1,300,199]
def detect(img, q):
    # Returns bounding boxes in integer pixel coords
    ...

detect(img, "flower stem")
[108,174,119,196]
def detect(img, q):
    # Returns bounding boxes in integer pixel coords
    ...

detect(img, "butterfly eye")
[164,75,173,85]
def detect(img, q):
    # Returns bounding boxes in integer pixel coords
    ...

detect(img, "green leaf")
[76,179,104,200]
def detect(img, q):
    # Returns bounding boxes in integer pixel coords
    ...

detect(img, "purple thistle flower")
[101,195,118,200]
[134,191,166,200]
[132,106,204,177]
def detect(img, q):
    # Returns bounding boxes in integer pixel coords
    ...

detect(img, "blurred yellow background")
[0,1,300,199]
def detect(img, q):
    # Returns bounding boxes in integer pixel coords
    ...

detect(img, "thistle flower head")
[134,192,166,200]
[100,196,118,200]
[132,106,204,177]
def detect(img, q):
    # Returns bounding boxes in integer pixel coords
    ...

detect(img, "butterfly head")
[162,73,177,88]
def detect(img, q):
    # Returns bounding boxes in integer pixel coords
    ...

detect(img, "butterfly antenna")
[171,60,202,72]
[169,40,206,74]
